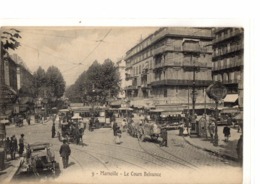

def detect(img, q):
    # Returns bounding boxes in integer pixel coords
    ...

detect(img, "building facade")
[125,27,214,109]
[0,53,34,115]
[212,28,244,108]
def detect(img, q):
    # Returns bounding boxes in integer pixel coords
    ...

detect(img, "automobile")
[19,142,60,176]
[0,115,10,125]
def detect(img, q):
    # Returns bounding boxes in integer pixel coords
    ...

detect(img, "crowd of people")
[4,134,26,160]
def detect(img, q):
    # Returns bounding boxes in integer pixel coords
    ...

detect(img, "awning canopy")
[118,107,133,111]
[161,110,183,116]
[149,109,165,113]
[221,107,240,114]
[224,94,238,103]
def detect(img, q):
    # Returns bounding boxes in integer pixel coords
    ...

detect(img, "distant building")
[212,28,244,108]
[124,27,215,112]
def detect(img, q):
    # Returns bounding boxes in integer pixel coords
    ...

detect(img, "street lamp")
[189,54,200,135]
[206,81,227,146]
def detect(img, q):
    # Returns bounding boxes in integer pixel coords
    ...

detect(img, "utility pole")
[192,54,196,117]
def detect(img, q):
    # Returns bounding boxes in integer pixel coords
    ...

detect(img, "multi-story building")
[212,28,244,108]
[125,27,215,110]
[0,53,34,115]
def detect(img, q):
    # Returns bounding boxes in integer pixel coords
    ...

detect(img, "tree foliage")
[1,28,21,58]
[46,66,66,98]
[66,59,120,104]
[33,66,66,99]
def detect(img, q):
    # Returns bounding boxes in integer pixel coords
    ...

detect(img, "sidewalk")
[182,126,242,161]
[0,155,23,183]
[1,117,51,183]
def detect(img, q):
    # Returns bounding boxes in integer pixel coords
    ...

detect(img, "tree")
[65,59,120,105]
[33,66,47,97]
[100,59,121,98]
[45,66,66,98]
[1,28,21,58]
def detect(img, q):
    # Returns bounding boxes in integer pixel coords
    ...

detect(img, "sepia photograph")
[0,26,244,183]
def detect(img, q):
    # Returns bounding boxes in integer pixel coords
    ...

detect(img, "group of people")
[4,134,25,160]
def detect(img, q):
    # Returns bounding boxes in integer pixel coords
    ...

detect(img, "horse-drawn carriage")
[57,113,85,144]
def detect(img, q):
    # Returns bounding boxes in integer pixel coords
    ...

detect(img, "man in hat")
[10,135,18,160]
[52,123,56,138]
[18,134,25,157]
[59,139,71,169]
[160,127,168,147]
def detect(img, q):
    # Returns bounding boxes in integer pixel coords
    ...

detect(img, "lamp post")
[206,81,227,146]
[189,54,199,136]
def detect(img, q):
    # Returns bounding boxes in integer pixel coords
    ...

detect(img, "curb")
[3,158,23,183]
[182,136,238,162]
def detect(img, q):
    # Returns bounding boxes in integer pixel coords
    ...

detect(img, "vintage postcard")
[0,26,244,184]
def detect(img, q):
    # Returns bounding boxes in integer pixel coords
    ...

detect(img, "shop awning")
[161,110,183,116]
[224,94,238,103]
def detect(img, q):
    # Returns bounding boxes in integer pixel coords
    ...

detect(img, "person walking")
[223,125,231,142]
[4,137,11,160]
[18,134,25,157]
[236,135,243,165]
[113,121,118,141]
[10,135,18,160]
[27,115,31,125]
[115,127,122,144]
[59,140,71,169]
[52,123,56,138]
[89,117,94,132]
[160,128,168,147]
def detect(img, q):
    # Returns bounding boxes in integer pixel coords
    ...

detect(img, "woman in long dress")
[115,127,122,144]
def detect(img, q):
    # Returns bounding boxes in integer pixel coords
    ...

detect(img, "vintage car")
[19,142,60,176]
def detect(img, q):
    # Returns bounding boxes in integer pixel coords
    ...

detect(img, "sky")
[5,27,158,86]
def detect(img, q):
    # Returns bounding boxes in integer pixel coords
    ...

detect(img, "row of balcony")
[154,61,211,70]
[212,59,243,71]
[153,45,212,56]
[213,29,243,44]
[150,79,212,87]
[213,44,243,58]
[125,79,239,91]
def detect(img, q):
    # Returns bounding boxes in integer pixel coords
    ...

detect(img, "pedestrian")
[115,127,122,144]
[10,135,18,160]
[121,119,126,132]
[74,127,80,145]
[52,123,56,138]
[18,134,25,157]
[4,137,11,160]
[208,121,216,142]
[223,125,231,142]
[89,117,94,131]
[59,139,71,169]
[236,135,243,165]
[113,121,118,140]
[25,144,32,165]
[27,115,31,125]
[160,128,168,147]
